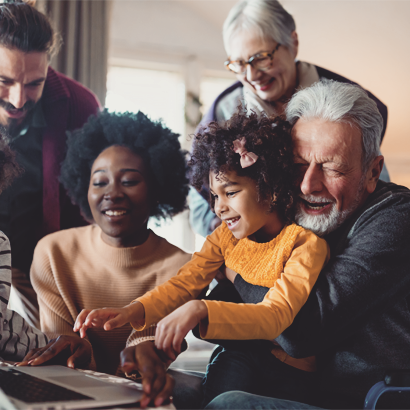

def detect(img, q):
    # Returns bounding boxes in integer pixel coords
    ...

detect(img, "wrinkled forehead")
[291,117,363,165]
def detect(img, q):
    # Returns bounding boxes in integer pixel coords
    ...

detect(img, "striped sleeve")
[126,326,157,347]
[0,232,48,361]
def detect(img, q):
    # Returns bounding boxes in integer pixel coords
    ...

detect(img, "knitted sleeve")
[199,229,329,340]
[133,226,225,330]
[126,326,157,347]
[31,240,77,339]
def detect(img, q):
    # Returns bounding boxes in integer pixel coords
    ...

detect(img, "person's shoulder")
[53,69,98,100]
[150,231,191,264]
[342,181,410,241]
[314,64,355,85]
[199,81,243,126]
[214,82,244,122]
[362,181,410,215]
[43,68,100,116]
[290,223,327,248]
[36,225,93,253]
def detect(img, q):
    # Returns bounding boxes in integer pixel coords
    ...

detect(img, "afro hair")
[60,110,189,222]
[189,111,297,223]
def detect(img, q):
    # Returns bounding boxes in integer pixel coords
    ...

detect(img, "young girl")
[75,111,329,406]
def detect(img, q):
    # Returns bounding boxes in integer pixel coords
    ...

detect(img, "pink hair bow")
[233,138,258,168]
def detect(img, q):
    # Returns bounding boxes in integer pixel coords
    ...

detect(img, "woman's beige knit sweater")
[31,224,191,374]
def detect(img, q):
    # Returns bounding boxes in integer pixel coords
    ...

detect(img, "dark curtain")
[37,0,110,105]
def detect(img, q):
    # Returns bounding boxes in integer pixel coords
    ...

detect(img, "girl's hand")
[155,300,208,360]
[73,302,144,337]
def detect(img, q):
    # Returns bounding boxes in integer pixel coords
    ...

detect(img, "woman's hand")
[16,335,92,368]
[121,342,174,408]
[155,300,208,360]
[73,302,145,337]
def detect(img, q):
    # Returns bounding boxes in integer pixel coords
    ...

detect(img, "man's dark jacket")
[41,67,100,236]
[232,181,410,409]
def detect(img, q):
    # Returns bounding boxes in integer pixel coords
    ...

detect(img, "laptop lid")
[0,363,142,410]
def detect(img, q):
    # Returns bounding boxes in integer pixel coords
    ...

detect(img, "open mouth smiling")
[300,197,333,211]
[224,216,241,228]
[254,77,275,91]
[102,209,130,217]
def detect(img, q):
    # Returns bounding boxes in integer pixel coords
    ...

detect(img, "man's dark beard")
[0,99,37,138]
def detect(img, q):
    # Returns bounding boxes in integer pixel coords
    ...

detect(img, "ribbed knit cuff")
[126,335,156,347]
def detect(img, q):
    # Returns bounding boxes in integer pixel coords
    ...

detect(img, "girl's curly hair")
[189,111,297,223]
[0,128,22,192]
[60,110,189,222]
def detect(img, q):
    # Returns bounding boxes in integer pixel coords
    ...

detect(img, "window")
[105,66,191,251]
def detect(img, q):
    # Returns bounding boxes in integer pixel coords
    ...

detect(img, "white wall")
[285,0,410,187]
[110,0,233,72]
[109,0,410,187]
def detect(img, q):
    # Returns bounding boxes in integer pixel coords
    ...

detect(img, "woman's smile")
[88,145,152,248]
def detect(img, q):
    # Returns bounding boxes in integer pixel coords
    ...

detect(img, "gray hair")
[223,0,296,56]
[286,80,383,171]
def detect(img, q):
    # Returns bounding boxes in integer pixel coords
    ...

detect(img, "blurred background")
[35,0,410,370]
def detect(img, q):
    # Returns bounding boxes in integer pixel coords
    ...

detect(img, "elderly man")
[0,2,100,327]
[116,80,410,410]
[204,80,410,409]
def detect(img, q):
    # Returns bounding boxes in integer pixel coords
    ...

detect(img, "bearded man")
[0,2,100,327]
[203,80,410,409]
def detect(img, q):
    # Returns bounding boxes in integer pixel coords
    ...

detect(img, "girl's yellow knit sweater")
[135,223,329,370]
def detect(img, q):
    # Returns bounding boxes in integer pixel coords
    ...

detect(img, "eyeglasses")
[224,44,281,75]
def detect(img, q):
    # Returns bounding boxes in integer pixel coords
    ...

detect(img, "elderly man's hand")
[16,335,92,369]
[121,341,175,408]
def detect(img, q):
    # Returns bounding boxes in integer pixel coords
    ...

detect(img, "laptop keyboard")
[0,369,94,403]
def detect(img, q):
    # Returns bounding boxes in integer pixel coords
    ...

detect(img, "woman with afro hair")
[30,110,191,375]
[76,111,330,407]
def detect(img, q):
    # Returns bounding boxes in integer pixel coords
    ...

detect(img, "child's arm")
[73,225,226,335]
[127,226,225,331]
[197,230,330,341]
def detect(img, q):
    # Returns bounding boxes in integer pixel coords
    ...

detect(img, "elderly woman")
[30,110,191,375]
[190,0,389,237]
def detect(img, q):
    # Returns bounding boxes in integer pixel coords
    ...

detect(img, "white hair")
[223,0,296,56]
[286,79,383,171]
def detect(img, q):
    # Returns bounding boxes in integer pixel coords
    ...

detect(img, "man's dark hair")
[0,1,59,56]
[60,110,189,222]
[189,111,297,223]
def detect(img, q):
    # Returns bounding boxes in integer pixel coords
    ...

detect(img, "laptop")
[0,362,142,410]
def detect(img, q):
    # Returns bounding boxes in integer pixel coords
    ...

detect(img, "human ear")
[291,31,299,58]
[365,155,384,194]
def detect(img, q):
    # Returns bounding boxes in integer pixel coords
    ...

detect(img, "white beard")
[295,196,352,237]
[295,178,365,237]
